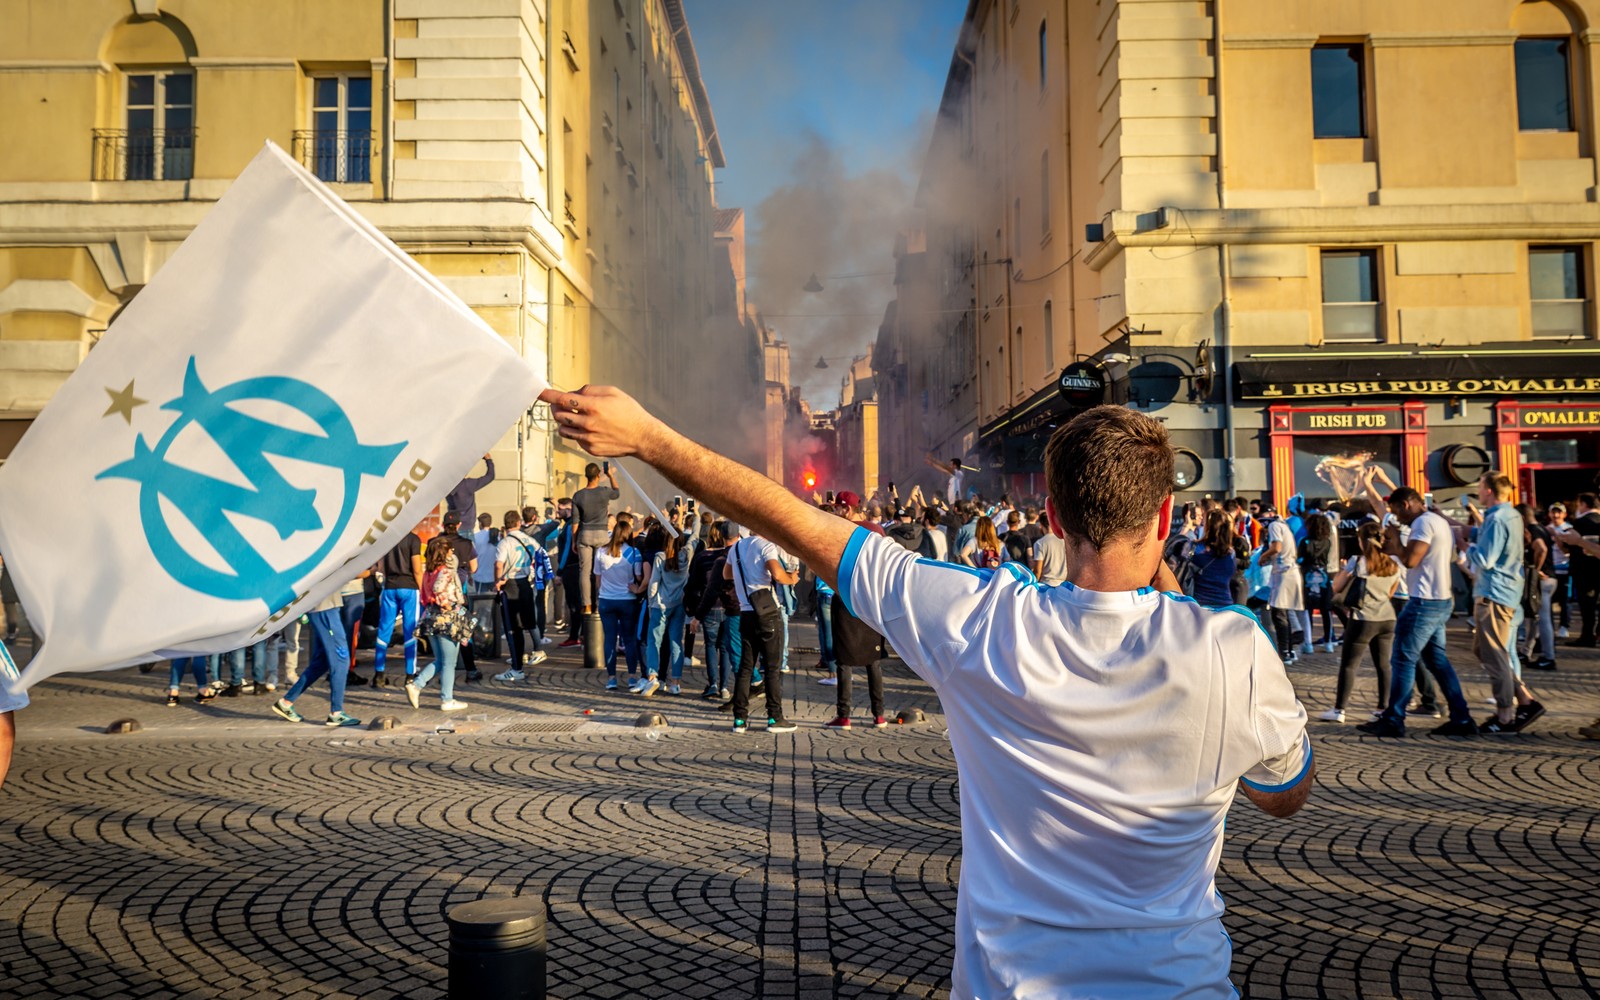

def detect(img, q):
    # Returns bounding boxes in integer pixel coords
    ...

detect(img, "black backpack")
[1165,536,1198,595]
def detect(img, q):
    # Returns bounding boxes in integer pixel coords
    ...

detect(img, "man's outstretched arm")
[540,386,857,589]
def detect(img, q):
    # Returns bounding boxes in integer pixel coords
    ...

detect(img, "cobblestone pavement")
[0,620,1597,999]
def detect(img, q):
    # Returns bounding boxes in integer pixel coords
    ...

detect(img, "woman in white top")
[1321,522,1403,722]
[594,514,649,691]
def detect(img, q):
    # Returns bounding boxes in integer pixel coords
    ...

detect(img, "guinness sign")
[1057,361,1108,408]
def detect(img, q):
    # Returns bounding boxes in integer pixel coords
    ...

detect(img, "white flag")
[0,142,544,688]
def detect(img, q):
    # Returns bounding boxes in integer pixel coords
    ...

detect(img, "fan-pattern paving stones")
[0,624,1596,998]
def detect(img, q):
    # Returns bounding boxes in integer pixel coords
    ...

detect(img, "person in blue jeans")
[271,591,360,728]
[594,515,647,691]
[640,515,692,696]
[165,655,213,706]
[407,536,471,712]
[686,522,741,699]
[814,573,838,685]
[372,523,425,688]
[1358,487,1476,738]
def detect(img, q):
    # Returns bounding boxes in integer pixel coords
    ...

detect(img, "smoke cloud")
[746,129,921,409]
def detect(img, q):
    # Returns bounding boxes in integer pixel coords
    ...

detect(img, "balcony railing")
[92,128,195,181]
[291,130,374,184]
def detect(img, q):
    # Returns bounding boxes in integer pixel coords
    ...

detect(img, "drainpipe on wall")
[382,0,394,202]
[1213,0,1236,495]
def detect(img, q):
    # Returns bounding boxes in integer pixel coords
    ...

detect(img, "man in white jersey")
[1357,487,1477,738]
[540,385,1314,998]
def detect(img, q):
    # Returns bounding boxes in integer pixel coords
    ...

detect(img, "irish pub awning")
[1235,348,1600,401]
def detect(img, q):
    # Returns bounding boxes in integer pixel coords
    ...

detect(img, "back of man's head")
[1006,511,1022,529]
[1482,472,1514,501]
[1044,405,1174,551]
[504,510,522,529]
[1577,491,1597,512]
[1024,506,1039,523]
[584,462,601,482]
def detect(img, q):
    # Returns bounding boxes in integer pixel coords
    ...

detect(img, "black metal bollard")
[447,896,546,1000]
[581,612,604,671]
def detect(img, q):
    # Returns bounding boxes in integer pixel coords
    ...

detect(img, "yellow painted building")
[888,0,1600,509]
[0,0,736,512]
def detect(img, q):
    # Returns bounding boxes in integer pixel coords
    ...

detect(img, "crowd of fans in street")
[11,447,1590,741]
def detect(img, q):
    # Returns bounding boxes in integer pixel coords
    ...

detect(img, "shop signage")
[1057,361,1108,408]
[1242,376,1600,400]
[1288,408,1402,433]
[1510,405,1600,428]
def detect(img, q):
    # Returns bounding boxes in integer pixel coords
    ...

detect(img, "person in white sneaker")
[1322,523,1402,723]
[407,536,470,712]
[493,510,540,680]
[540,385,1312,999]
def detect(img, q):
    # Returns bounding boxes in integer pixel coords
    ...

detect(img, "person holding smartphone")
[572,462,621,616]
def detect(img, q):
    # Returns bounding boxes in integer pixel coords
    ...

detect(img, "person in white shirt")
[1357,487,1477,738]
[1258,509,1304,662]
[1031,517,1070,587]
[722,531,799,732]
[540,384,1313,999]
[470,512,497,593]
[921,508,950,562]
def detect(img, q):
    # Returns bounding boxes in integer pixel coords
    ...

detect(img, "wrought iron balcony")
[291,130,375,184]
[92,127,196,181]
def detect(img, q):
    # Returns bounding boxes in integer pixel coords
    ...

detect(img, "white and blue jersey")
[836,527,1310,1000]
[0,640,27,713]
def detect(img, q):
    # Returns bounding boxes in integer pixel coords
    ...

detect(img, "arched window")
[97,15,198,181]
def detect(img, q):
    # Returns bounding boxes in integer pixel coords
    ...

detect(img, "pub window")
[1515,38,1573,132]
[1320,249,1381,342]
[1529,245,1588,338]
[1311,43,1365,139]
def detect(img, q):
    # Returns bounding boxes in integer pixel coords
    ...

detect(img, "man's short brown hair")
[1043,405,1174,550]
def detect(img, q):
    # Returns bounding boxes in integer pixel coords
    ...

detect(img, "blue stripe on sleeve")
[1240,739,1314,793]
[836,526,870,617]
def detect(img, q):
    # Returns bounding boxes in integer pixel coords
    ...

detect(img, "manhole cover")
[501,722,582,734]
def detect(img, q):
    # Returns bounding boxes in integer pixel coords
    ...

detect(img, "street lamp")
[815,355,829,370]
[803,273,824,293]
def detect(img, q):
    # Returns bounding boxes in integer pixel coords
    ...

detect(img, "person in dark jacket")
[686,522,741,699]
[886,507,928,555]
[445,454,495,529]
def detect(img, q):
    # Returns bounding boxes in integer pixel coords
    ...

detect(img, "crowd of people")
[117,455,1600,742]
[1160,477,1600,738]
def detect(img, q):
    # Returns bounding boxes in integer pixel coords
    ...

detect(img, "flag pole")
[612,460,679,539]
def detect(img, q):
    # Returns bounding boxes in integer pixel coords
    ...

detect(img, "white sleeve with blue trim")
[837,527,989,687]
[0,641,29,713]
[1239,625,1311,792]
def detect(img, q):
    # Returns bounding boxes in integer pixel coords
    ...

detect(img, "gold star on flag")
[103,379,148,424]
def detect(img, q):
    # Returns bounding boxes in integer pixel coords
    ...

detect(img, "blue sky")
[685,0,969,406]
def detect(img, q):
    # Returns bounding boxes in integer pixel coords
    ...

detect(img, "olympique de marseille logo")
[96,357,406,610]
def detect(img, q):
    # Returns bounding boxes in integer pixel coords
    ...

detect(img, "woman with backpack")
[685,521,740,700]
[965,517,1004,569]
[406,535,470,712]
[1320,522,1403,723]
[1187,509,1249,609]
[594,513,648,692]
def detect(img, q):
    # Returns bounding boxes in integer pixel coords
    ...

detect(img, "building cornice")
[0,59,108,73]
[1224,32,1517,50]
[1087,203,1600,271]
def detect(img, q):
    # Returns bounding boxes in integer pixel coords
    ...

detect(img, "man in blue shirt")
[1467,472,1544,734]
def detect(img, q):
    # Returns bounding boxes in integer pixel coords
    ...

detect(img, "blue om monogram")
[98,357,406,610]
